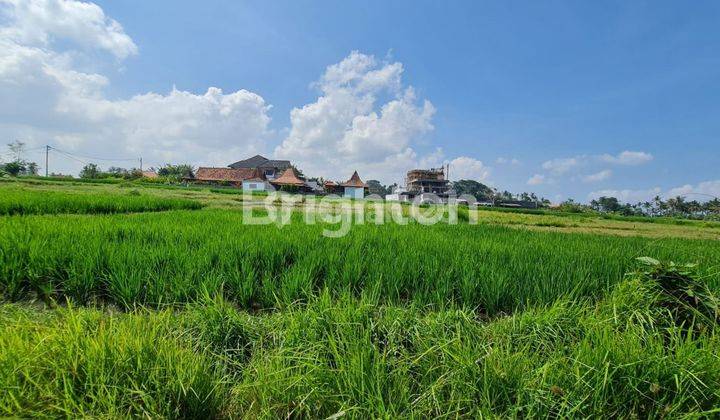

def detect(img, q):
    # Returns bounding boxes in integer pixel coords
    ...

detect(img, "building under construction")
[385,166,452,203]
[405,167,450,195]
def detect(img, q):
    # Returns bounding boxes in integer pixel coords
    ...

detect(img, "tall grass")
[0,187,202,215]
[2,184,720,417]
[3,272,720,418]
[1,209,718,312]
[0,304,227,418]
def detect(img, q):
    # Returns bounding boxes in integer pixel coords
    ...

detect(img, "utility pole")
[45,145,50,177]
[139,157,143,172]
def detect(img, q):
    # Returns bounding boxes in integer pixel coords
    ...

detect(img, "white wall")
[242,181,266,191]
[344,186,364,199]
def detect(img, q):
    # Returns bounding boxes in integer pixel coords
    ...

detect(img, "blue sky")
[2,0,719,202]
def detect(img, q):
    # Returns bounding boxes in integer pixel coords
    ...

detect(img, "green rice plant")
[187,282,720,418]
[0,186,202,215]
[2,268,720,418]
[1,209,718,312]
[0,304,228,418]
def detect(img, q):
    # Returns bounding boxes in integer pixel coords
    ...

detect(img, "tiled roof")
[257,159,291,169]
[270,167,305,186]
[194,167,256,182]
[228,155,269,169]
[340,171,366,188]
[228,155,292,170]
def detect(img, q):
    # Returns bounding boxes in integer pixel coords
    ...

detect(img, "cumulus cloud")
[582,169,612,183]
[1,2,479,183]
[527,174,546,186]
[666,180,720,201]
[275,51,437,183]
[449,156,490,182]
[588,179,720,203]
[0,0,137,59]
[600,150,653,165]
[0,0,272,173]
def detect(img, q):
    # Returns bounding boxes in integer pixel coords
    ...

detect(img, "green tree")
[80,163,100,179]
[25,162,38,176]
[452,180,494,201]
[2,160,24,176]
[590,196,623,213]
[366,180,394,196]
[158,164,195,181]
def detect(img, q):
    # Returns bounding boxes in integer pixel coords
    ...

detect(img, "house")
[304,180,324,193]
[340,171,367,199]
[142,170,158,179]
[241,169,268,192]
[323,180,342,195]
[228,155,291,180]
[496,200,539,209]
[189,167,257,187]
[270,167,312,192]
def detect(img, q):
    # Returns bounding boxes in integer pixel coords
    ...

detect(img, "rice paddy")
[0,185,202,215]
[1,180,720,418]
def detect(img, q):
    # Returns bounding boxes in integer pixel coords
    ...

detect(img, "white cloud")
[449,156,490,182]
[666,180,720,201]
[0,3,478,184]
[527,174,546,185]
[1,0,137,59]
[541,157,581,175]
[588,179,720,203]
[537,150,653,185]
[582,169,612,183]
[275,51,436,183]
[600,150,653,165]
[0,0,272,173]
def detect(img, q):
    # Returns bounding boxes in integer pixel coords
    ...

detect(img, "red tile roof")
[340,171,366,188]
[194,167,256,182]
[270,167,306,186]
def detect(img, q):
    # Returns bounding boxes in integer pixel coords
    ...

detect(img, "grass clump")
[627,257,720,331]
[186,282,720,418]
[0,304,228,418]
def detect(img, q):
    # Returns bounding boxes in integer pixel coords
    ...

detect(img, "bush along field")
[1,181,720,418]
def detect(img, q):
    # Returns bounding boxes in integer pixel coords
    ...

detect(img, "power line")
[50,148,90,166]
[49,146,138,162]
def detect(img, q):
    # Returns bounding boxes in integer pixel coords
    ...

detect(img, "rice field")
[0,185,202,215]
[1,180,720,418]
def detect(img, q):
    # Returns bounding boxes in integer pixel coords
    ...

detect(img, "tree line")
[588,195,720,220]
[3,145,718,221]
